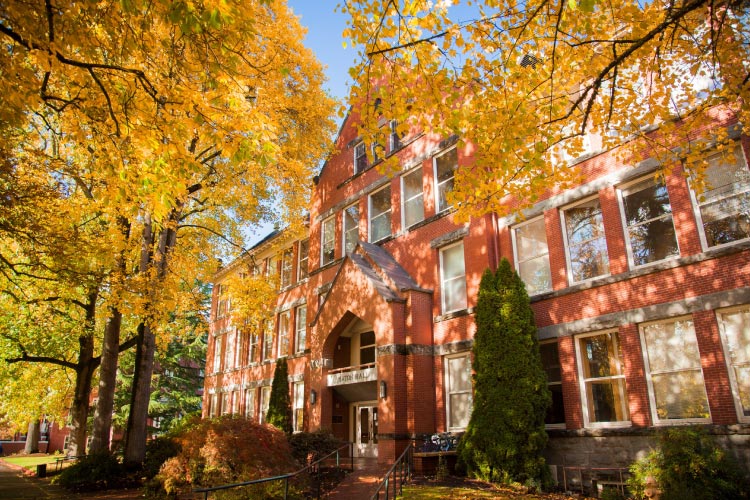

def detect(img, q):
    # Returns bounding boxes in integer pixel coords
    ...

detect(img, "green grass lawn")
[401,479,586,500]
[2,454,62,471]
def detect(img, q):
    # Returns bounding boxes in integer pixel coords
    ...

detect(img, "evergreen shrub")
[457,259,551,487]
[627,426,749,500]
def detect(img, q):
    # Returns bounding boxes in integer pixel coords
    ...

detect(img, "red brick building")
[204,107,750,475]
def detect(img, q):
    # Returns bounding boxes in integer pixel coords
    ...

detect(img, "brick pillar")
[545,208,569,291]
[600,186,628,276]
[665,163,703,256]
[618,323,651,427]
[558,335,584,429]
[693,310,737,425]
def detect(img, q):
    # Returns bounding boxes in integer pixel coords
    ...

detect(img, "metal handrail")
[370,443,413,500]
[193,442,353,500]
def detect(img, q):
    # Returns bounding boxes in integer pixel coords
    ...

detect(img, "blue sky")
[287,1,354,102]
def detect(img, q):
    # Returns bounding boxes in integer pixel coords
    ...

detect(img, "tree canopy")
[0,0,337,460]
[342,0,749,218]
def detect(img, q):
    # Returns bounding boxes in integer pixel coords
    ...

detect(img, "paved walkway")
[0,459,143,500]
[326,457,391,500]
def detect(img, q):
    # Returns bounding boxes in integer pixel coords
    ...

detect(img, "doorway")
[353,401,378,458]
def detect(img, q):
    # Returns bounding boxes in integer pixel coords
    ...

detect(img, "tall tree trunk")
[89,308,122,453]
[123,322,155,466]
[67,289,99,457]
[123,210,180,466]
[67,334,96,457]
[24,420,40,454]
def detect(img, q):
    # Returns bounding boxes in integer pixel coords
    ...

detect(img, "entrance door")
[354,402,378,458]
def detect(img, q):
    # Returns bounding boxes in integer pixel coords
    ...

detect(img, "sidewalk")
[0,459,143,500]
[326,457,391,500]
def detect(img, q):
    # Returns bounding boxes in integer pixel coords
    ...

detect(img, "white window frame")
[511,216,552,295]
[639,316,711,425]
[224,328,236,371]
[439,241,467,314]
[293,381,305,433]
[210,393,219,418]
[262,320,275,361]
[321,216,335,265]
[221,392,230,415]
[278,310,291,357]
[280,247,293,288]
[717,305,750,423]
[232,390,240,414]
[434,146,458,213]
[401,167,425,229]
[368,186,392,243]
[444,352,473,432]
[212,330,226,374]
[690,143,750,250]
[248,331,259,365]
[298,239,309,281]
[343,203,360,255]
[617,175,679,269]
[259,386,271,424]
[354,141,368,174]
[295,304,307,354]
[245,388,256,419]
[574,330,631,428]
[561,195,611,285]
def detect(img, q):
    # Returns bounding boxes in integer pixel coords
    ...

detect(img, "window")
[259,386,271,424]
[293,381,305,433]
[693,144,750,248]
[575,331,630,426]
[266,255,277,277]
[245,388,256,419]
[278,310,290,357]
[640,318,710,423]
[280,247,293,288]
[221,392,230,415]
[619,176,679,267]
[512,217,552,295]
[321,216,335,265]
[232,390,240,414]
[216,283,230,318]
[354,141,368,174]
[224,329,235,371]
[540,341,565,426]
[369,186,392,242]
[248,331,259,364]
[563,197,610,283]
[439,242,467,313]
[718,306,750,421]
[212,332,224,373]
[389,119,403,152]
[295,305,307,354]
[209,393,219,418]
[359,331,376,365]
[435,147,458,213]
[401,168,424,228]
[343,204,360,255]
[445,353,472,431]
[262,320,275,361]
[298,239,309,280]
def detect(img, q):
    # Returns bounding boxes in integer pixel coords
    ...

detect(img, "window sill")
[434,307,474,323]
[531,239,750,304]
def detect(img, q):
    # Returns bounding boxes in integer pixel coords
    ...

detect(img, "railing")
[193,442,353,500]
[370,443,413,500]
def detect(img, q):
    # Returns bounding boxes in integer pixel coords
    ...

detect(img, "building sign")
[327,366,377,386]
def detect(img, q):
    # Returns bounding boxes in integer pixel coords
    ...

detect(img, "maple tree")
[1,0,337,464]
[342,0,749,218]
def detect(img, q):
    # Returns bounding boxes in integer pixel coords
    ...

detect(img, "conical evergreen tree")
[266,357,292,434]
[457,258,551,485]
